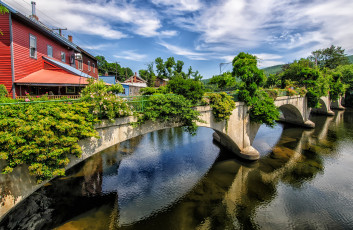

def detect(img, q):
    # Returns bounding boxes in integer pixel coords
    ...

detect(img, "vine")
[206,92,236,122]
[133,94,202,135]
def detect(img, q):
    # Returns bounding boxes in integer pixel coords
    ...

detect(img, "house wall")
[0,13,12,95]
[12,18,75,85]
[82,54,98,79]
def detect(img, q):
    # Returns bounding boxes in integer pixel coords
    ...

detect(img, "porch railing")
[15,95,81,100]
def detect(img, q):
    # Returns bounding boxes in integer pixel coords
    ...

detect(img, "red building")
[0,1,98,98]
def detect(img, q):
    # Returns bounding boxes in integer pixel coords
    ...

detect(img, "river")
[0,110,353,229]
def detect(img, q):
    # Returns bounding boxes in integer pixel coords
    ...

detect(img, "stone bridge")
[78,95,336,163]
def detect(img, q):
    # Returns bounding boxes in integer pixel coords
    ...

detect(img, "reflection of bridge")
[79,95,343,163]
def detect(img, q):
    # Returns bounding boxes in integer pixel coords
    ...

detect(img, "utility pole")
[219,62,231,74]
[52,28,67,36]
[115,62,119,83]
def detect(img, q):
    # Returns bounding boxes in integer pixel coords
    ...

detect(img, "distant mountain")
[262,55,353,76]
[262,64,284,76]
[348,55,353,63]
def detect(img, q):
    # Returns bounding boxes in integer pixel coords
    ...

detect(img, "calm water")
[1,110,353,230]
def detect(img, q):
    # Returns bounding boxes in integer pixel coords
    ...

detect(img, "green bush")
[0,102,99,183]
[0,84,8,97]
[248,91,280,127]
[167,77,204,104]
[81,79,131,121]
[134,94,202,135]
[207,92,236,122]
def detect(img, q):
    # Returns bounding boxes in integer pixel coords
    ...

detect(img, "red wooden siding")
[0,13,12,95]
[12,19,74,83]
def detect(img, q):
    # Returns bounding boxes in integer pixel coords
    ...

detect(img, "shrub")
[0,102,99,183]
[207,92,236,122]
[167,77,204,104]
[0,84,8,97]
[134,94,202,135]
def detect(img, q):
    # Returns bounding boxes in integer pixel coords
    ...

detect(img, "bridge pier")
[331,96,345,110]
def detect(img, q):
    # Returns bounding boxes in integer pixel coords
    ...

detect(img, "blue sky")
[4,0,353,79]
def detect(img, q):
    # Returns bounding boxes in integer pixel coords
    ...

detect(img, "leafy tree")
[95,55,133,81]
[310,45,349,69]
[167,77,205,104]
[209,72,237,89]
[232,52,279,126]
[155,57,166,77]
[139,62,156,87]
[264,74,281,88]
[280,59,329,107]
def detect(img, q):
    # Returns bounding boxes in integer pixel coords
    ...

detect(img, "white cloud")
[159,30,178,37]
[3,0,162,39]
[114,50,147,61]
[151,0,202,12]
[158,42,209,60]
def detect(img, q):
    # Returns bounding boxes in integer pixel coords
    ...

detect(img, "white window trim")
[29,34,37,59]
[88,60,91,71]
[78,59,83,71]
[47,45,53,58]
[61,52,66,63]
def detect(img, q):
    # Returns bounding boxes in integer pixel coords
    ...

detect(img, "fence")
[15,95,81,100]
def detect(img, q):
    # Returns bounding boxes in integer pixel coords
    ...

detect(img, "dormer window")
[29,34,37,58]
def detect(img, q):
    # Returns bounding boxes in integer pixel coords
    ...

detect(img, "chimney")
[68,35,73,42]
[31,1,38,21]
[134,72,137,82]
[105,72,108,76]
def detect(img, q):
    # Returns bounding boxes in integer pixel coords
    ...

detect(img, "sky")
[3,0,353,79]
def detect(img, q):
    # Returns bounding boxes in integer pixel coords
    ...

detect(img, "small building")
[155,77,169,87]
[99,75,129,96]
[123,72,147,96]
[0,1,98,98]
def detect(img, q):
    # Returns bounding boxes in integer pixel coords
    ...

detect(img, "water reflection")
[0,110,353,230]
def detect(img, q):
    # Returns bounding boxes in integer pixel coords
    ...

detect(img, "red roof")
[15,69,90,86]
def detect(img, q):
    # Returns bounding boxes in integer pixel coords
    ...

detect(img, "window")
[61,52,66,63]
[47,45,53,58]
[93,63,95,73]
[78,59,83,70]
[29,34,37,58]
[88,60,91,71]
[66,86,75,94]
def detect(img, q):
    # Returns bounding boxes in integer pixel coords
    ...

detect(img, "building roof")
[15,69,90,86]
[122,82,147,88]
[124,73,147,84]
[43,56,92,78]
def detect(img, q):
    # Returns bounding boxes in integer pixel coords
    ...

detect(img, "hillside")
[262,55,353,76]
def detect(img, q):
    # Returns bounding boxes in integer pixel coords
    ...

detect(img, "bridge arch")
[278,104,305,125]
[311,96,334,116]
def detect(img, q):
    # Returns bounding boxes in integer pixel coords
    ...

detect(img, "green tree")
[310,45,349,69]
[209,72,236,89]
[139,62,156,87]
[232,52,279,126]
[167,77,205,104]
[155,57,166,78]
